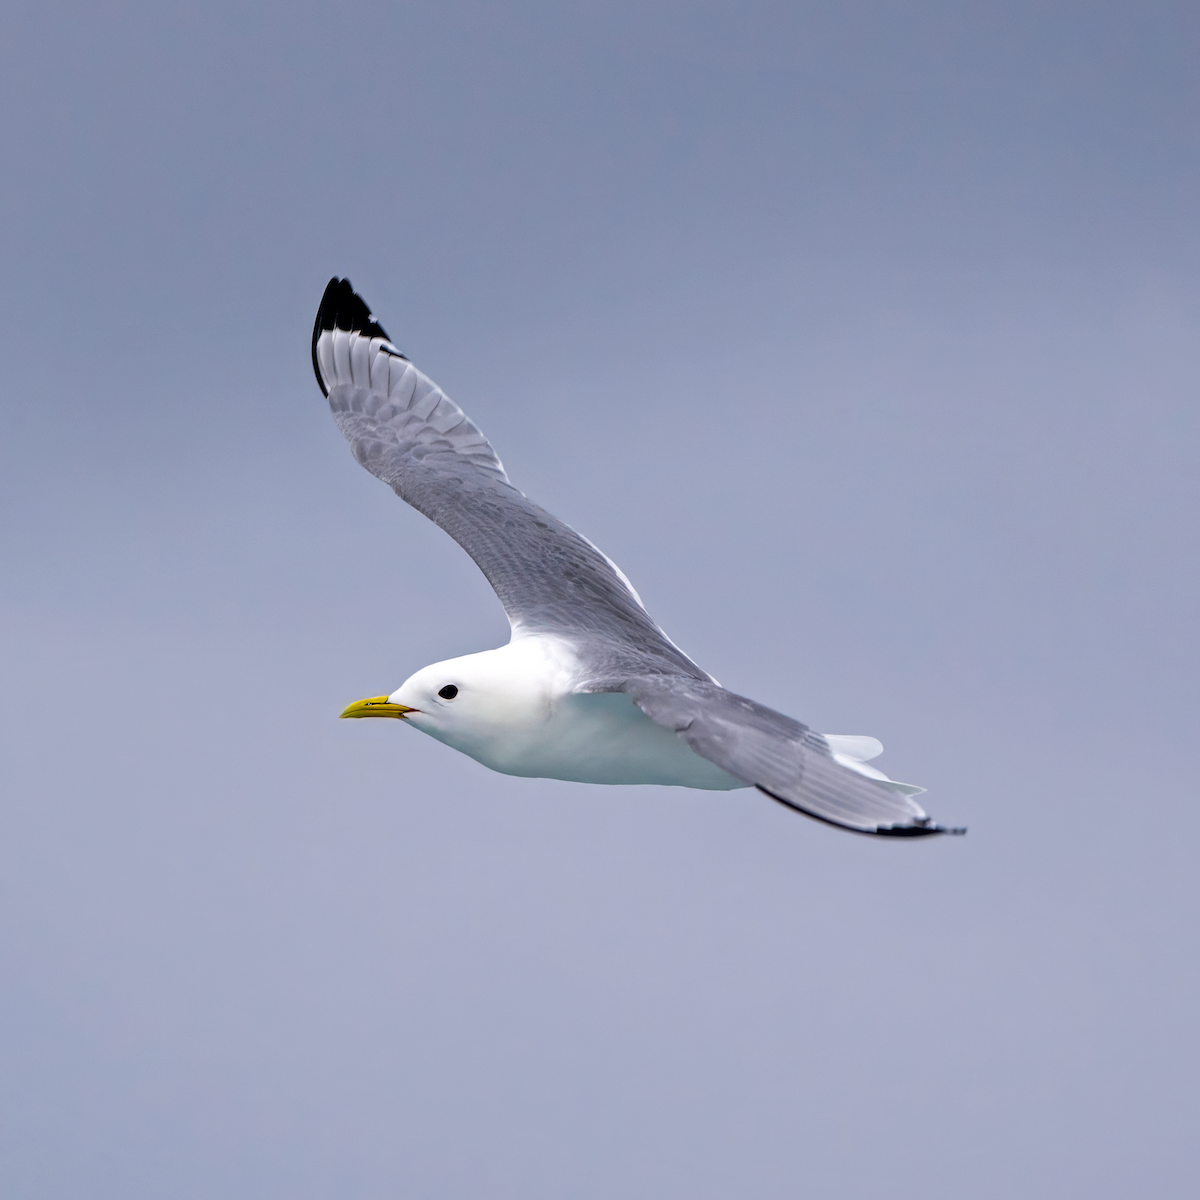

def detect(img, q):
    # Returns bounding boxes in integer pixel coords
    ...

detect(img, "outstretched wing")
[619,676,964,837]
[312,278,706,681]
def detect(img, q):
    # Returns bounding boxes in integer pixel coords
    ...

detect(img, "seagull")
[313,278,964,837]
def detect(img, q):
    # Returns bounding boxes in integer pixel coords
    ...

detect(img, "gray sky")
[2,2,1198,1197]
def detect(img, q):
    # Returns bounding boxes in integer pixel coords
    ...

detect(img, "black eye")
[438,684,458,700]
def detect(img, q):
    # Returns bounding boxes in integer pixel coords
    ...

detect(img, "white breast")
[476,691,749,790]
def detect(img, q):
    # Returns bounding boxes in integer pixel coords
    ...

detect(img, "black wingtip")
[872,822,965,838]
[757,785,965,839]
[311,277,400,397]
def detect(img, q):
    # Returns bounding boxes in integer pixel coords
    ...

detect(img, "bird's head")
[338,645,561,756]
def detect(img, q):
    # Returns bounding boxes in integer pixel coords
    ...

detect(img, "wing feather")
[312,278,704,680]
[620,676,963,837]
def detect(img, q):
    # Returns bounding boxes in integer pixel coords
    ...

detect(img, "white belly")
[469,691,748,790]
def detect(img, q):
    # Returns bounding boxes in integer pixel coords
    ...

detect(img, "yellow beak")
[339,695,417,719]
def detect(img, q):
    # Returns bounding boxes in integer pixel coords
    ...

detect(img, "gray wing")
[312,278,706,681]
[618,676,964,837]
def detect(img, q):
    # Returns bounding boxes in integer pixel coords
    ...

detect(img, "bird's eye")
[438,684,459,700]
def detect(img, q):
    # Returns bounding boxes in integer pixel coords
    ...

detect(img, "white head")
[338,641,575,766]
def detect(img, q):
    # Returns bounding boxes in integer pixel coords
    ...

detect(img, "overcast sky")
[2,3,1198,1197]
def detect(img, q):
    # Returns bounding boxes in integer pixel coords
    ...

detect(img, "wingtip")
[873,821,967,838]
[872,814,968,838]
[311,277,399,397]
[757,785,965,839]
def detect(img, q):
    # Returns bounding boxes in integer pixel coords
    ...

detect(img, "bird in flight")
[314,278,963,837]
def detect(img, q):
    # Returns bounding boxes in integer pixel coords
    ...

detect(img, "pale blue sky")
[2,3,1198,1197]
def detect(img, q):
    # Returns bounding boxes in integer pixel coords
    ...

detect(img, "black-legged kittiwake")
[313,278,964,838]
